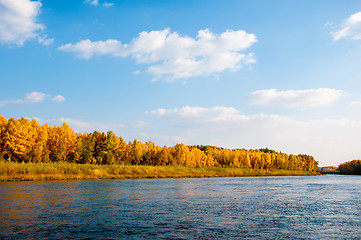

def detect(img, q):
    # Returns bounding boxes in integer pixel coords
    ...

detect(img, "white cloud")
[151,106,247,123]
[58,117,93,129]
[35,117,125,133]
[59,39,124,59]
[22,92,48,103]
[350,100,361,106]
[34,117,150,142]
[84,0,114,7]
[0,92,64,107]
[38,35,54,46]
[52,95,65,103]
[102,2,114,7]
[331,11,361,41]
[33,116,183,148]
[139,133,188,146]
[150,105,361,166]
[85,0,99,6]
[132,121,149,128]
[0,0,51,46]
[58,28,257,81]
[247,88,345,108]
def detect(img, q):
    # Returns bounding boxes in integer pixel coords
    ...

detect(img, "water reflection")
[1,175,361,239]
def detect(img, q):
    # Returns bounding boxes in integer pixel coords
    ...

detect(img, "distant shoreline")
[0,161,320,182]
[317,166,340,174]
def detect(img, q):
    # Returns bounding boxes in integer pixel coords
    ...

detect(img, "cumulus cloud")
[0,0,51,46]
[59,39,124,59]
[247,88,345,108]
[22,92,48,103]
[331,11,361,41]
[52,95,65,103]
[0,92,65,107]
[150,105,361,166]
[58,28,257,81]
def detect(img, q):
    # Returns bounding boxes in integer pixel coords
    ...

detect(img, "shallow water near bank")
[1,175,360,239]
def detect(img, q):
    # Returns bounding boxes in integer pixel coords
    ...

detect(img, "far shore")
[317,166,340,174]
[0,161,320,182]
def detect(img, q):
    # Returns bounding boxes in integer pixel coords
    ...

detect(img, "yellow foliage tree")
[0,115,7,158]
[2,118,33,161]
[47,123,77,162]
[0,115,319,170]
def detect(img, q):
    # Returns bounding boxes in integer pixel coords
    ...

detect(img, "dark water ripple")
[0,175,360,239]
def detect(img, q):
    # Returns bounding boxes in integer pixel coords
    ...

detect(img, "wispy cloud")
[36,116,185,148]
[139,133,188,146]
[350,100,361,106]
[0,92,65,107]
[150,105,361,166]
[34,117,124,132]
[331,11,361,41]
[84,0,114,7]
[38,35,54,46]
[102,2,114,7]
[247,88,345,108]
[0,0,52,46]
[33,117,150,138]
[85,0,99,5]
[151,106,246,123]
[58,28,257,81]
[58,117,93,129]
[150,106,295,127]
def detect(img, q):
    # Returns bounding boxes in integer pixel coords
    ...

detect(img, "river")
[0,175,360,239]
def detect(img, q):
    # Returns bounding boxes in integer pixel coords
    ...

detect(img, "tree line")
[0,115,318,171]
[338,160,361,174]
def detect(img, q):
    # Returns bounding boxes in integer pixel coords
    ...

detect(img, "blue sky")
[1,0,361,166]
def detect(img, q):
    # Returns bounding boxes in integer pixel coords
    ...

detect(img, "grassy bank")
[0,161,320,181]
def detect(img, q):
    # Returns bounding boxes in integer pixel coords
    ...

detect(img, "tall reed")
[0,161,319,181]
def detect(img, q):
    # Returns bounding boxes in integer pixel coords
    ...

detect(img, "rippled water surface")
[1,175,361,239]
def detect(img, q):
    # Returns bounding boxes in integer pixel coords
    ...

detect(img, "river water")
[0,175,360,239]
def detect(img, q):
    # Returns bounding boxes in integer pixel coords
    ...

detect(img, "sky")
[1,0,361,167]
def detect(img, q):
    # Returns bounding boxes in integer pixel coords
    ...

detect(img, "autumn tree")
[75,133,95,164]
[0,115,8,160]
[2,118,34,162]
[47,123,77,162]
[171,144,189,166]
[338,160,361,174]
[27,120,49,162]
[155,146,171,165]
[142,141,159,165]
[0,115,319,171]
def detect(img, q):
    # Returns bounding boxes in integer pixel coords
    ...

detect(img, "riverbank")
[0,161,320,181]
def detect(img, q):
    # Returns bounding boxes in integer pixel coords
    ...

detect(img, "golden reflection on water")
[0,181,81,231]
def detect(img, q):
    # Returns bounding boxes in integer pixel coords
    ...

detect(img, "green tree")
[75,133,95,164]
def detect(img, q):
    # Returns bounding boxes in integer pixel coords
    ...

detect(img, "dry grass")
[0,161,319,181]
